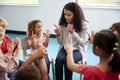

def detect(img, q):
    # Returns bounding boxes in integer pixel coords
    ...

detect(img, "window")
[76,0,120,9]
[0,0,40,6]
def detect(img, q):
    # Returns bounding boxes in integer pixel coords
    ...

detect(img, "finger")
[54,24,58,28]
[91,31,95,36]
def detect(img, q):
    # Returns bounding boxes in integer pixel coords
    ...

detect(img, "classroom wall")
[0,0,120,34]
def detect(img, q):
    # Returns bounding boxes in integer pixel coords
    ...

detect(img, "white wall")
[82,7,120,33]
[0,0,120,34]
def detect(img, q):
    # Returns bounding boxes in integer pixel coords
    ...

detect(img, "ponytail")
[109,49,120,73]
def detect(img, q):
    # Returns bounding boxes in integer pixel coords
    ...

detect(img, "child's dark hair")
[93,30,120,73]
[59,2,86,32]
[27,19,41,38]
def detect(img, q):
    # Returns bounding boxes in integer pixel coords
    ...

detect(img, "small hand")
[35,45,47,58]
[64,39,73,53]
[89,31,95,44]
[66,24,75,33]
[13,37,20,45]
[45,29,51,37]
[7,42,14,54]
[31,31,37,39]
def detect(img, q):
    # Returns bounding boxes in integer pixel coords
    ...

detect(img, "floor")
[7,33,99,80]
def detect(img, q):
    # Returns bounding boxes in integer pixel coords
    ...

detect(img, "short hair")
[15,65,41,80]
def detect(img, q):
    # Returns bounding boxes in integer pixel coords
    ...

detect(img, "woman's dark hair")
[59,2,86,32]
[93,30,120,73]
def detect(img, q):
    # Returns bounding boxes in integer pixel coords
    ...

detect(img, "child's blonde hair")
[0,17,8,29]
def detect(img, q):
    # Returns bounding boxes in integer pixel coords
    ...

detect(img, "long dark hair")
[94,30,120,73]
[59,2,86,32]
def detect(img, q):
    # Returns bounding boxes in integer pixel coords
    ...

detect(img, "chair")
[78,61,87,80]
[20,36,56,80]
[79,32,90,80]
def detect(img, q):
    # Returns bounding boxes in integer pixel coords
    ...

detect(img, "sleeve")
[79,64,94,80]
[71,22,89,46]
[0,53,19,72]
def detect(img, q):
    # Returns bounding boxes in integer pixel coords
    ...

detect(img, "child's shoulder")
[79,64,98,73]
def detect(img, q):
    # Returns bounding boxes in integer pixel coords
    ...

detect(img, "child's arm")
[43,29,51,47]
[65,42,81,73]
[20,45,47,69]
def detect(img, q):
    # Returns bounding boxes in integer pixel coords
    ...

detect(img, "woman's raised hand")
[54,24,61,36]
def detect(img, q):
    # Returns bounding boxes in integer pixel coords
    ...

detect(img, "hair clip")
[115,42,119,47]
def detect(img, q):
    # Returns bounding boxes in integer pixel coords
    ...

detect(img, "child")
[15,45,47,80]
[66,29,120,80]
[54,2,89,80]
[15,46,47,80]
[0,26,20,80]
[27,19,51,80]
[0,17,23,80]
[0,17,19,55]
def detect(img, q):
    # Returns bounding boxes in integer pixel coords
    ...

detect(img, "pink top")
[79,64,119,80]
[28,33,46,53]
[0,53,19,80]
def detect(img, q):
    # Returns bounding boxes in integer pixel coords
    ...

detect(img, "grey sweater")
[56,21,89,62]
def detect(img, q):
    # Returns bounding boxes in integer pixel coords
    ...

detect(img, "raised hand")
[45,29,51,37]
[13,37,20,45]
[31,31,37,39]
[64,39,73,53]
[66,24,75,33]
[54,24,61,36]
[35,45,47,58]
[7,42,14,54]
[89,31,95,44]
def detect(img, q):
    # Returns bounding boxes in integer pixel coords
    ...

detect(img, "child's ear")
[95,46,102,55]
[93,45,100,54]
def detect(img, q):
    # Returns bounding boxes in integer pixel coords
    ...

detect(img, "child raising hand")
[27,19,50,80]
[66,29,120,80]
